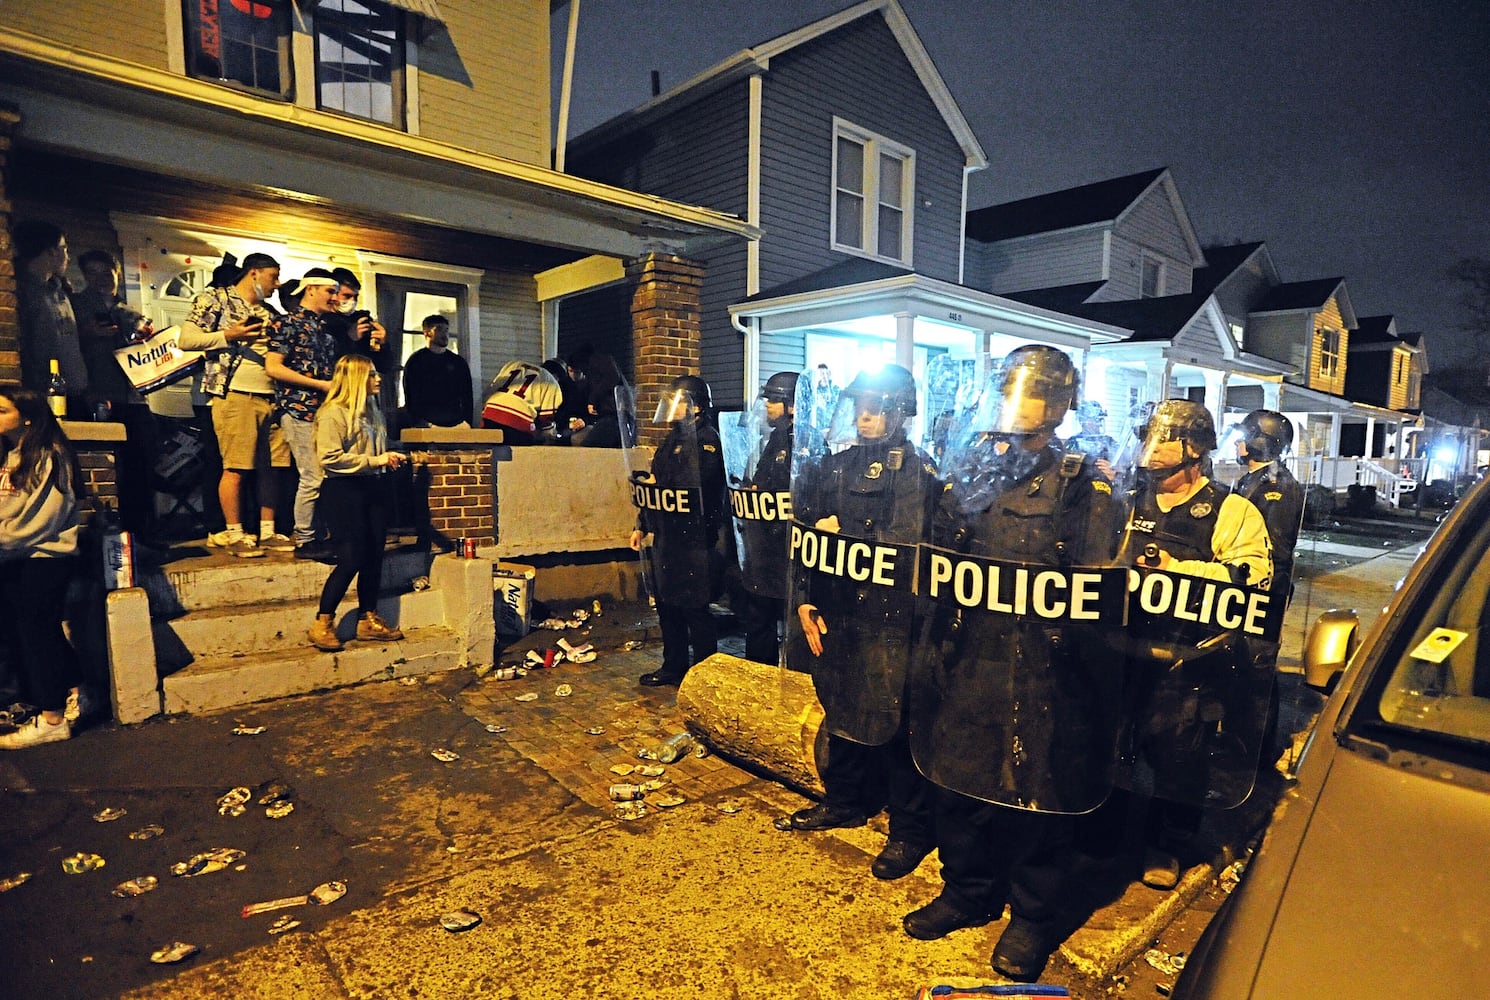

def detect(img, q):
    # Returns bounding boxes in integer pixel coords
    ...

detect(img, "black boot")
[787,802,867,831]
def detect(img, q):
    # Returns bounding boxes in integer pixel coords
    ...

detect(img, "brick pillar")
[60,422,124,530]
[627,252,705,446]
[421,447,495,545]
[0,102,21,385]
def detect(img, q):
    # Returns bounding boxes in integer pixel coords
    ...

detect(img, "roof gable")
[567,0,986,169]
[1251,277,1352,320]
[965,168,1165,242]
[1193,242,1269,295]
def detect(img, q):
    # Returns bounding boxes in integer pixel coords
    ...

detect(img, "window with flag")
[183,0,292,96]
[831,119,915,266]
[315,0,405,126]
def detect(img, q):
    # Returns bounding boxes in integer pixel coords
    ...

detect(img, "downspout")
[554,0,581,172]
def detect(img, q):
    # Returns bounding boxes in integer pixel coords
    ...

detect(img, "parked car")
[1174,475,1490,999]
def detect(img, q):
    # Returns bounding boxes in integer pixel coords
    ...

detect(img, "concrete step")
[161,623,461,715]
[140,547,432,615]
[152,589,445,664]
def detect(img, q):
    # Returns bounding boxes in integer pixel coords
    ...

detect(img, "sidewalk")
[0,538,1415,999]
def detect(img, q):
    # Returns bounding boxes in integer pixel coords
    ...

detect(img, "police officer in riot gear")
[785,364,940,883]
[1111,399,1273,890]
[626,374,726,687]
[905,346,1122,981]
[1231,409,1304,597]
[1067,400,1117,468]
[724,371,798,665]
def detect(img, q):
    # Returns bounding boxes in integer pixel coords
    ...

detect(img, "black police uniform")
[734,416,794,664]
[914,444,1116,938]
[792,432,940,851]
[644,420,727,682]
[1234,462,1305,595]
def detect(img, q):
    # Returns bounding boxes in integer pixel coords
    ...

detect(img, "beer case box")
[493,563,536,637]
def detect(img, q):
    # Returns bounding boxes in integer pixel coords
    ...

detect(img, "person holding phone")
[177,252,294,557]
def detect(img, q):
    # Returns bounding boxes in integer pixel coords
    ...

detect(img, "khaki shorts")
[212,392,291,471]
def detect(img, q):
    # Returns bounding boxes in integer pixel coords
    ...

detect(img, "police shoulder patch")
[1265,490,1283,501]
[1092,480,1112,495]
[703,443,717,453]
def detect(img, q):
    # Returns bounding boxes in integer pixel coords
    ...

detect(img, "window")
[1318,327,1342,379]
[315,0,405,126]
[1229,321,1246,350]
[832,120,914,265]
[1393,350,1408,386]
[184,0,292,96]
[1140,254,1165,298]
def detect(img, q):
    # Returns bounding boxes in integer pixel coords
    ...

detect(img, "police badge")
[1189,501,1213,518]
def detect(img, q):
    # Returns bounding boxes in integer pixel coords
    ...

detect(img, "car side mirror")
[1303,609,1359,694]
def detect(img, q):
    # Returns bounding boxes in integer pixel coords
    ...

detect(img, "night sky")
[552,0,1490,368]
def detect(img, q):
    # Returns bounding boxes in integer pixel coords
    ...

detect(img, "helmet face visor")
[653,387,698,424]
[989,365,1062,435]
[1134,410,1205,470]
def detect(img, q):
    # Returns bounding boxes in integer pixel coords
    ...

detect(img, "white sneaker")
[207,530,265,559]
[65,688,84,724]
[259,533,296,553]
[0,715,71,749]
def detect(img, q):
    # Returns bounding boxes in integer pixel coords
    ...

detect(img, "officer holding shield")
[1112,399,1272,889]
[625,375,727,687]
[904,346,1122,982]
[722,371,799,665]
[784,364,940,884]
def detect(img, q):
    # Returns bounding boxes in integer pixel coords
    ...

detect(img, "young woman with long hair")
[0,385,86,748]
[308,355,408,650]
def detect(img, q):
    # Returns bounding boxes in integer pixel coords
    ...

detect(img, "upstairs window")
[1318,327,1342,379]
[1229,321,1245,350]
[1140,253,1165,298]
[315,0,405,126]
[832,119,915,266]
[184,0,293,97]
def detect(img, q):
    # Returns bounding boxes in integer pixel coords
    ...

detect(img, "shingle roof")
[1059,293,1209,343]
[1001,281,1107,311]
[747,257,913,300]
[965,168,1166,242]
[1192,242,1265,296]
[1351,315,1398,343]
[1252,277,1344,313]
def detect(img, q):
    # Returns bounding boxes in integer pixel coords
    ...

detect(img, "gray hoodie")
[0,450,81,560]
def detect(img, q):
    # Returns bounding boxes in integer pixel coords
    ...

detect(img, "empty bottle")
[47,359,67,418]
[656,732,694,764]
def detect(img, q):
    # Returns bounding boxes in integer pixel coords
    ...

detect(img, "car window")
[1363,503,1490,748]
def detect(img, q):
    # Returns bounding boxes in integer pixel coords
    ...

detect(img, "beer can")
[608,783,644,801]
[462,538,477,558]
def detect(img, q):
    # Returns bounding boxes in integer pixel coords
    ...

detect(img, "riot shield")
[907,352,1129,813]
[783,364,937,746]
[1111,400,1281,808]
[721,398,794,599]
[618,384,712,609]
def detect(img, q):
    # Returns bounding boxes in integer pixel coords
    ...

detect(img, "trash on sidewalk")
[171,847,246,878]
[0,872,33,892]
[241,879,346,917]
[129,825,165,841]
[609,763,634,776]
[265,800,295,820]
[431,748,460,762]
[655,732,694,763]
[150,942,200,965]
[411,574,431,591]
[614,800,647,821]
[913,986,1071,999]
[485,724,507,734]
[399,677,420,686]
[267,916,302,935]
[569,609,590,623]
[555,684,573,697]
[557,638,595,662]
[535,618,570,630]
[232,725,267,736]
[514,692,539,702]
[1144,948,1187,976]
[1219,858,1247,893]
[217,786,252,817]
[621,639,643,651]
[490,666,520,681]
[638,778,667,793]
[585,726,606,735]
[609,783,645,801]
[257,781,293,805]
[112,876,159,898]
[62,853,105,875]
[716,800,744,814]
[651,791,686,808]
[635,764,664,777]
[93,807,127,823]
[591,599,603,617]
[440,908,482,932]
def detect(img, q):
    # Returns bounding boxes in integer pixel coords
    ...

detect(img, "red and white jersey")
[482,361,563,434]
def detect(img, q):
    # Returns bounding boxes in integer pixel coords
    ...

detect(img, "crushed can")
[608,783,645,802]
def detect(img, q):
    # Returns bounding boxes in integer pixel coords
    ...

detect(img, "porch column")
[894,312,915,371]
[1364,416,1377,458]
[1329,413,1342,458]
[1261,381,1281,410]
[0,102,21,384]
[627,253,705,446]
[1202,369,1227,428]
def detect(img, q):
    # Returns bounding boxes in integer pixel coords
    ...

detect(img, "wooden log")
[677,653,826,797]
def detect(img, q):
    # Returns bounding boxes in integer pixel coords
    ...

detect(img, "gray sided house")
[565,0,1009,407]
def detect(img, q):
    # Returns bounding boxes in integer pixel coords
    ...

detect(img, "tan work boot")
[308,614,343,652]
[356,611,404,641]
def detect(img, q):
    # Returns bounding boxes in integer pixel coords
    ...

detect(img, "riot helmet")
[988,345,1078,437]
[837,364,917,442]
[653,374,712,425]
[1132,399,1217,479]
[1077,400,1107,432]
[1238,409,1293,462]
[760,371,799,404]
